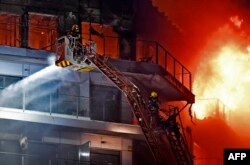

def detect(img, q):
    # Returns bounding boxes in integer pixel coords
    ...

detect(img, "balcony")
[0,12,194,103]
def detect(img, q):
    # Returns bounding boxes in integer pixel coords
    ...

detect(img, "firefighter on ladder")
[164,107,182,145]
[148,91,160,128]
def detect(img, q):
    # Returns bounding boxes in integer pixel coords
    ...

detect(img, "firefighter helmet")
[151,91,158,98]
[72,24,79,32]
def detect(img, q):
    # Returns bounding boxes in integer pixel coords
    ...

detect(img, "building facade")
[0,0,194,164]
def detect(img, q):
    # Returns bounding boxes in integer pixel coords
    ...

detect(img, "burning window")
[0,12,20,47]
[28,12,58,51]
[0,12,58,51]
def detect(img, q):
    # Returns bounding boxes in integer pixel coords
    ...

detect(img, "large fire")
[148,1,250,163]
[193,22,250,120]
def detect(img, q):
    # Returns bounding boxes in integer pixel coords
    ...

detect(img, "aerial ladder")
[56,35,194,165]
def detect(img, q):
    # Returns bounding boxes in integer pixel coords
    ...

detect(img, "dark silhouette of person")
[164,107,182,144]
[148,91,160,128]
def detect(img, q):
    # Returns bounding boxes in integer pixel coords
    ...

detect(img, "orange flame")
[193,25,250,119]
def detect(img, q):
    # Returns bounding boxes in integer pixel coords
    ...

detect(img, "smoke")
[0,65,71,110]
[58,12,78,35]
[149,0,250,72]
[120,38,131,59]
[151,0,250,35]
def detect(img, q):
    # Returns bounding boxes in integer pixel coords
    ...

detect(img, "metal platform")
[108,59,195,103]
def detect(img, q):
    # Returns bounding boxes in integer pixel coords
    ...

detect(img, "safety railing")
[0,20,192,91]
[78,36,192,91]
[0,151,90,165]
[0,91,132,124]
[135,40,192,91]
[0,13,57,50]
[193,98,231,123]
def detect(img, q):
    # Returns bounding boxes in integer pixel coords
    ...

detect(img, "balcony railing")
[0,90,131,124]
[0,151,90,165]
[135,40,192,91]
[58,34,192,92]
[193,98,231,123]
[0,20,192,91]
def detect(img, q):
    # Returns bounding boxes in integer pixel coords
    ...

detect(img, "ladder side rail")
[92,53,153,122]
[125,94,162,162]
[95,55,136,89]
[163,107,194,165]
[88,52,166,163]
[177,113,194,164]
[166,133,189,165]
[76,49,193,165]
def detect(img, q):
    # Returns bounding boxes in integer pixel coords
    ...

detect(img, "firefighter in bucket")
[69,24,84,63]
